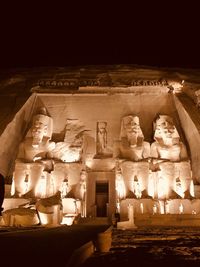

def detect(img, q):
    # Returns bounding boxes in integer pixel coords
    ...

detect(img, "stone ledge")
[135,214,200,227]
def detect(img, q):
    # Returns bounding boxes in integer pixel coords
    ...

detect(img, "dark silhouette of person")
[0,173,5,215]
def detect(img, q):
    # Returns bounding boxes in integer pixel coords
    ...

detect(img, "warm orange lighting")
[175,176,185,198]
[23,174,29,194]
[157,175,168,199]
[153,204,157,214]
[49,175,55,196]
[148,172,155,198]
[116,201,120,213]
[168,80,184,93]
[148,171,169,200]
[61,176,69,199]
[159,201,165,214]
[115,170,126,200]
[38,212,49,225]
[165,200,170,214]
[10,177,15,196]
[179,203,184,214]
[140,203,144,214]
[36,173,46,198]
[61,150,81,163]
[132,175,142,199]
[190,180,195,197]
[61,215,75,226]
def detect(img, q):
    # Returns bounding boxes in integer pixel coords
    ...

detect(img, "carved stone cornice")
[131,80,168,86]
[38,79,79,89]
[79,79,100,87]
[37,78,169,88]
[32,77,184,94]
[79,79,169,87]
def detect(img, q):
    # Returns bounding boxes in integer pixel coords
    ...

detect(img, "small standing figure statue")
[95,122,112,158]
[133,175,142,199]
[61,175,69,199]
[96,122,107,155]
[23,173,29,195]
[115,165,126,200]
[79,170,87,217]
[36,173,47,198]
[175,176,185,198]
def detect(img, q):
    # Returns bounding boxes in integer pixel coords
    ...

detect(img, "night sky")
[0,2,200,69]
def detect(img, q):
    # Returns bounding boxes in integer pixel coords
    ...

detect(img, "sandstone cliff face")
[0,64,200,180]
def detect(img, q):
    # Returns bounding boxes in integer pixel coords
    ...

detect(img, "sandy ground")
[81,227,200,267]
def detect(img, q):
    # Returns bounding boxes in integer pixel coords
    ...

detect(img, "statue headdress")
[153,115,180,143]
[120,115,144,140]
[26,107,53,139]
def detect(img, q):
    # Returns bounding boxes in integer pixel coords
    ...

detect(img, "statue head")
[26,108,53,145]
[120,115,144,145]
[80,169,87,181]
[97,122,107,133]
[153,115,180,144]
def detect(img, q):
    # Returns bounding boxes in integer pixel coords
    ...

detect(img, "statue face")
[31,120,47,141]
[123,116,140,135]
[98,122,106,133]
[120,115,144,144]
[80,170,87,181]
[156,119,176,139]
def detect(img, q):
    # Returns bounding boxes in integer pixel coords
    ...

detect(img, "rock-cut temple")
[1,65,200,227]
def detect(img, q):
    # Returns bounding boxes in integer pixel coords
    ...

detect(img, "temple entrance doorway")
[96,181,109,217]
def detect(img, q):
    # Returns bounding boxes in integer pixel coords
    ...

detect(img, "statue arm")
[46,142,56,158]
[34,142,56,161]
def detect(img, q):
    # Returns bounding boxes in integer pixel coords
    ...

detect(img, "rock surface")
[81,227,200,267]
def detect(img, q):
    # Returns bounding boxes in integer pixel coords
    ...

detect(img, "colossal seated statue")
[52,119,88,163]
[150,115,188,162]
[16,108,55,164]
[14,108,55,197]
[114,115,150,161]
[149,115,192,200]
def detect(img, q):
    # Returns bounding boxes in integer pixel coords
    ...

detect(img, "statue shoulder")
[48,141,56,150]
[150,141,157,149]
[143,141,150,148]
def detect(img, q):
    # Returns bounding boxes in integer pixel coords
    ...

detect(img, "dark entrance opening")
[96,182,109,217]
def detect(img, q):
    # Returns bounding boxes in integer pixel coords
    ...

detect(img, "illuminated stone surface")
[1,65,200,226]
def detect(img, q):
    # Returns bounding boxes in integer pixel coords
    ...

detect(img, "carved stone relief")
[95,121,112,158]
[52,119,89,163]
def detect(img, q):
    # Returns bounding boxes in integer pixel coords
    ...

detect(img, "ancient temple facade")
[1,65,200,227]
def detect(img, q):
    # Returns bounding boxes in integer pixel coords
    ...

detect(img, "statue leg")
[0,174,5,215]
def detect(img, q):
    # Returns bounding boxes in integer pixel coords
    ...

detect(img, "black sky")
[0,2,200,69]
